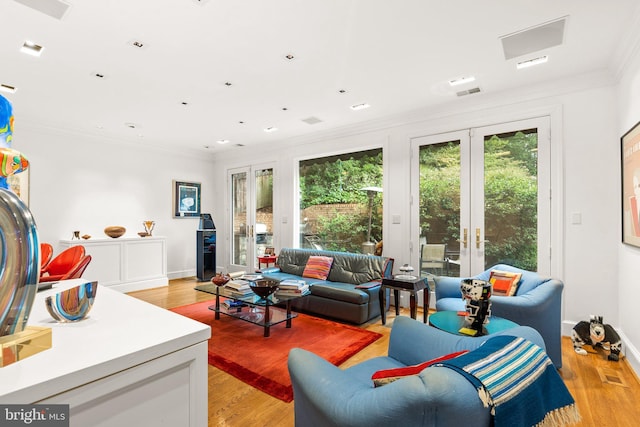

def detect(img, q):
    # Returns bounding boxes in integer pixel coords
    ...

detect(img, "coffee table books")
[275,279,309,297]
[224,279,253,297]
[222,299,246,309]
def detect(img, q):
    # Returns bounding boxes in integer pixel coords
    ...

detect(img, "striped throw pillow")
[302,256,334,280]
[489,270,522,296]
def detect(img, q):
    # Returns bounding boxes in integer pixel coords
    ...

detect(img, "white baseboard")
[618,329,640,379]
[168,270,196,280]
[110,277,168,293]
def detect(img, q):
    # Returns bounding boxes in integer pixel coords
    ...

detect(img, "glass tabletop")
[212,286,308,305]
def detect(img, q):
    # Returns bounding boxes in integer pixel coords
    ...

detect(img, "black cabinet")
[197,230,216,281]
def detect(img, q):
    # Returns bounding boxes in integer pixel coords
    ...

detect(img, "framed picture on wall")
[621,120,640,248]
[173,180,201,217]
[7,169,29,207]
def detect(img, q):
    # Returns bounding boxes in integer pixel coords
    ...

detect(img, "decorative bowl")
[104,226,126,238]
[211,273,231,286]
[45,281,98,322]
[81,234,91,240]
[138,232,149,237]
[249,279,279,299]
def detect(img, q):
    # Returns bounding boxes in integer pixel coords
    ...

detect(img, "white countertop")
[0,279,211,403]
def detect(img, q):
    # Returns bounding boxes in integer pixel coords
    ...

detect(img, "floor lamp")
[360,186,382,254]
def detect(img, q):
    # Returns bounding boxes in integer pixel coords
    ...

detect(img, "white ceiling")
[1,0,639,155]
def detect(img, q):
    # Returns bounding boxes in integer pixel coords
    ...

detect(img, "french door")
[410,117,551,278]
[228,164,275,272]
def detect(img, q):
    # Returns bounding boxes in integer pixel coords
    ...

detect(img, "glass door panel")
[254,168,274,257]
[230,169,248,267]
[412,130,470,278]
[417,140,462,277]
[470,118,550,275]
[229,165,275,272]
[482,129,538,271]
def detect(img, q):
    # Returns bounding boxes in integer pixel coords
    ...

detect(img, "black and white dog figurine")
[572,315,622,361]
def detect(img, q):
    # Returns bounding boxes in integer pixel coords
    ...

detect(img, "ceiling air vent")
[14,0,71,20]
[500,17,567,60]
[302,116,323,125]
[234,144,245,147]
[456,87,481,97]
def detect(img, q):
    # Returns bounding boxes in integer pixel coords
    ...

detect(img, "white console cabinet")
[0,280,211,426]
[59,236,168,292]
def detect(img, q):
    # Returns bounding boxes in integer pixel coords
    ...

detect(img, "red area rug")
[170,300,382,402]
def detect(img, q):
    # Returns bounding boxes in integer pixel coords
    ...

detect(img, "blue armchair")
[434,264,563,368]
[288,317,546,427]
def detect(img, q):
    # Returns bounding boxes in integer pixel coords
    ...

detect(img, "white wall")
[15,125,216,279]
[617,43,640,375]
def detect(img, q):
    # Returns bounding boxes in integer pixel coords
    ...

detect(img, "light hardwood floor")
[128,278,640,427]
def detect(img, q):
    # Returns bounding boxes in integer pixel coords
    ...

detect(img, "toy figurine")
[459,278,492,336]
[572,315,622,361]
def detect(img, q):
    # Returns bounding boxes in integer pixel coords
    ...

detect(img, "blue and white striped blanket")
[436,335,580,427]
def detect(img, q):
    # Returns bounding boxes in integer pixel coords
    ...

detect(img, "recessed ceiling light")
[448,76,476,86]
[285,54,295,60]
[181,101,188,106]
[0,84,17,94]
[125,122,137,129]
[350,103,370,111]
[94,72,105,79]
[224,82,232,86]
[130,40,145,49]
[216,139,230,144]
[21,41,43,57]
[282,107,288,111]
[516,55,549,69]
[264,127,278,133]
[339,89,347,94]
[238,121,245,124]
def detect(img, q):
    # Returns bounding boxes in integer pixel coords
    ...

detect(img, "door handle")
[250,225,254,238]
[476,228,489,248]
[458,228,468,249]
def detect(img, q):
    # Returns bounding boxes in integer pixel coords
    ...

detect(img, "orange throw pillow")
[302,256,334,280]
[371,350,469,387]
[489,270,522,296]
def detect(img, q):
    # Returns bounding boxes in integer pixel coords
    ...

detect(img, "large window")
[299,149,383,254]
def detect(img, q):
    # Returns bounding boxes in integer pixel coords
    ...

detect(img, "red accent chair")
[40,245,86,283]
[40,243,54,271]
[61,255,92,280]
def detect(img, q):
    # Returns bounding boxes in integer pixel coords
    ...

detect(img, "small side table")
[257,255,277,269]
[379,276,430,325]
[429,311,518,336]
